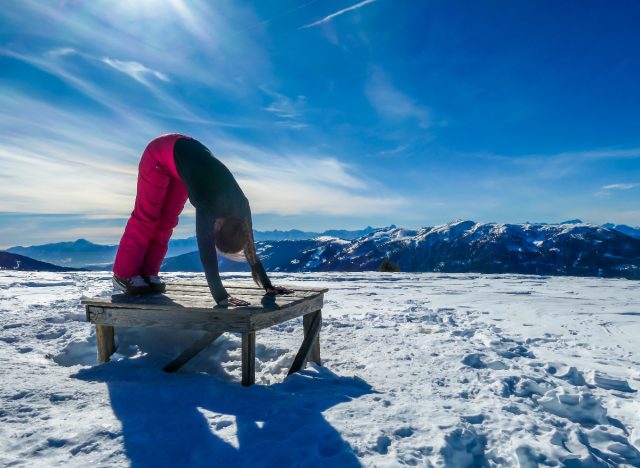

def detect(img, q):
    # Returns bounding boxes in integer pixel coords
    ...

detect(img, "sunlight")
[197,408,240,450]
[115,0,170,16]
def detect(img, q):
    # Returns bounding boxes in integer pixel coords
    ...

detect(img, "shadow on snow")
[73,360,373,467]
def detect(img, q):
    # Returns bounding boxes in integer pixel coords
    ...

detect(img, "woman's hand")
[265,286,294,295]
[218,296,250,307]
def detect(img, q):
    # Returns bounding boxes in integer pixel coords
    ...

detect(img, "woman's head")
[214,216,248,260]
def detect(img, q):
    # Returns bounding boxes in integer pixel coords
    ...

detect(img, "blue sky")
[1,0,639,247]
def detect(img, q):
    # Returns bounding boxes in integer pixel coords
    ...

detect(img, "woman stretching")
[112,133,291,306]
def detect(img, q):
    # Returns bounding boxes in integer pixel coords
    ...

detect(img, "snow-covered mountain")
[603,223,640,239]
[5,228,379,268]
[162,221,640,279]
[5,221,640,278]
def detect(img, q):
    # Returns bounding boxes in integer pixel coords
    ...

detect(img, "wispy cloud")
[213,140,404,217]
[260,88,308,129]
[101,57,170,85]
[473,147,640,180]
[365,68,432,128]
[601,183,639,190]
[302,0,377,28]
[378,144,410,156]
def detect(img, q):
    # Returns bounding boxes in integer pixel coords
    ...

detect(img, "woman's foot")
[112,275,151,295]
[143,275,166,293]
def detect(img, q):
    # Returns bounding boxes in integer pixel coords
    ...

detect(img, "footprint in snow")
[462,353,509,370]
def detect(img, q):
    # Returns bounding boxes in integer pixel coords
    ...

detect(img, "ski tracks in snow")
[311,273,640,466]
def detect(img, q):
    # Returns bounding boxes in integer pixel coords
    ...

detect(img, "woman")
[112,133,291,306]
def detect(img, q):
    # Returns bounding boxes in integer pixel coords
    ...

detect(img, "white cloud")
[212,141,405,217]
[601,183,639,190]
[46,47,77,57]
[261,88,308,129]
[101,57,170,85]
[12,0,272,95]
[365,68,432,128]
[378,144,410,156]
[302,0,377,28]
[0,91,403,221]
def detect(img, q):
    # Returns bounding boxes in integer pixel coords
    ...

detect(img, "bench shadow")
[73,361,372,467]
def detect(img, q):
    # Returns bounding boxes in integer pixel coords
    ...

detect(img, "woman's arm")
[196,209,227,303]
[242,217,293,295]
[196,209,249,306]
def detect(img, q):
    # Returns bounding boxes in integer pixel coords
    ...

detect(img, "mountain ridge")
[6,227,380,267]
[0,251,82,272]
[5,221,640,279]
[162,220,640,280]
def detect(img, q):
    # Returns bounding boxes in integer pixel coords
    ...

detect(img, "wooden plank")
[249,295,324,331]
[163,331,222,373]
[242,332,256,386]
[82,295,268,311]
[287,310,322,376]
[86,292,324,333]
[96,324,115,363]
[159,290,313,305]
[87,305,254,333]
[304,310,322,366]
[165,285,317,300]
[165,281,329,293]
[81,290,320,310]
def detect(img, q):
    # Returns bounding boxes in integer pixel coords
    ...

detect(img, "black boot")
[112,275,151,295]
[143,275,166,294]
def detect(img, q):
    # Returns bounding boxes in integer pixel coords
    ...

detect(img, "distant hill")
[161,221,640,280]
[7,227,380,268]
[0,251,80,272]
[253,226,378,241]
[7,239,117,268]
[602,223,640,239]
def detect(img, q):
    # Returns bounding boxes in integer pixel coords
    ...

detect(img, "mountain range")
[161,221,640,280]
[5,227,378,268]
[0,251,80,272]
[3,221,640,279]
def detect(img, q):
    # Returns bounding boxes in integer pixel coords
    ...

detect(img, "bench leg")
[164,331,223,373]
[288,309,322,376]
[242,332,256,387]
[304,310,322,366]
[96,325,115,363]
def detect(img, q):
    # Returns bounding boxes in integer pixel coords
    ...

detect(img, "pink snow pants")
[113,134,191,278]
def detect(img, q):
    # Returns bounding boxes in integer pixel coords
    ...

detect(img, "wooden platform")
[82,281,327,386]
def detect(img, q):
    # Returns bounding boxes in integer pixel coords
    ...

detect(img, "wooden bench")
[82,281,326,386]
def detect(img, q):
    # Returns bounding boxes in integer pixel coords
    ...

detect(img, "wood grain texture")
[87,305,252,332]
[287,310,322,376]
[249,295,324,331]
[304,310,322,366]
[165,281,328,293]
[82,283,322,313]
[86,294,323,330]
[242,332,256,387]
[96,324,115,363]
[84,281,326,384]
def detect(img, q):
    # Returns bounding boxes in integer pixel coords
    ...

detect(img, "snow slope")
[1,271,639,466]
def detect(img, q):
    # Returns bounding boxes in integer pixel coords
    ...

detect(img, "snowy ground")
[1,271,639,467]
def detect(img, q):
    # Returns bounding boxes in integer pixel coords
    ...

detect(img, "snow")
[313,236,351,244]
[1,271,639,466]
